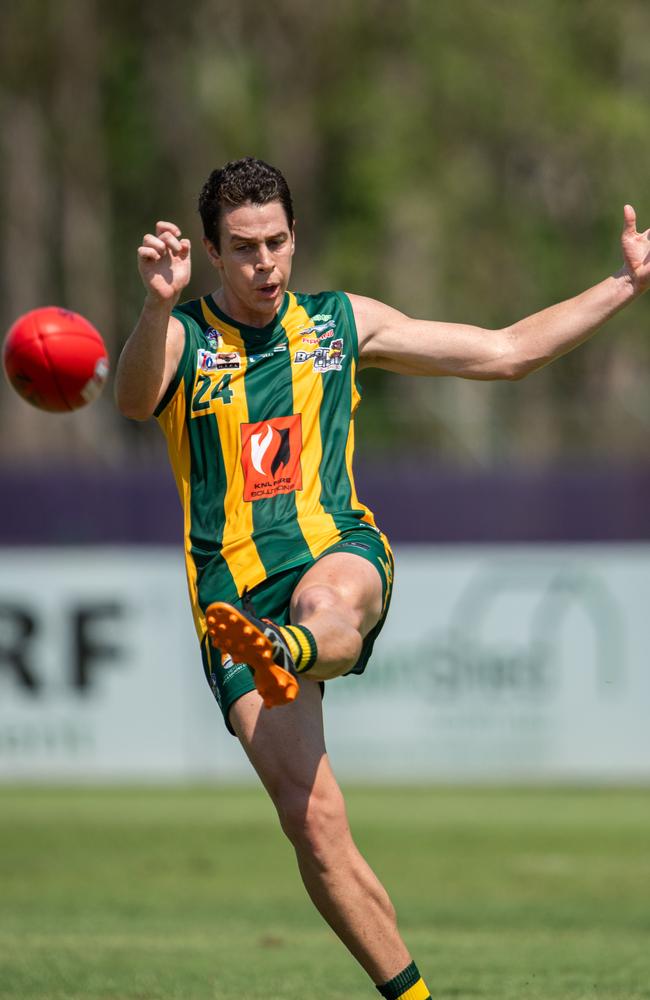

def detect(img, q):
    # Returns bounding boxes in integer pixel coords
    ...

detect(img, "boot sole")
[205,602,299,709]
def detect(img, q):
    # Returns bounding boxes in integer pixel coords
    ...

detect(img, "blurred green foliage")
[0,0,648,464]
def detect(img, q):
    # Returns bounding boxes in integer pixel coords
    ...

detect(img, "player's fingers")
[623,204,637,233]
[137,247,161,261]
[158,230,183,254]
[142,233,168,254]
[179,238,191,257]
[155,220,182,237]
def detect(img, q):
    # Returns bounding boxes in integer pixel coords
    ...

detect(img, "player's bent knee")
[292,583,340,621]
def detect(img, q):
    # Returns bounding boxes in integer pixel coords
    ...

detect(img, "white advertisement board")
[1,545,648,781]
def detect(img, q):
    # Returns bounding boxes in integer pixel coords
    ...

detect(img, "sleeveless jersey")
[155,289,382,641]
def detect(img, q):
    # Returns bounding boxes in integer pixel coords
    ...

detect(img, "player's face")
[204,200,295,326]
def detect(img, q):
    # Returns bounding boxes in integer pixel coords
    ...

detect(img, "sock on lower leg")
[376,961,431,1000]
[278,624,318,673]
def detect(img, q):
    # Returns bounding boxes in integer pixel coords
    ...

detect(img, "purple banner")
[0,462,648,545]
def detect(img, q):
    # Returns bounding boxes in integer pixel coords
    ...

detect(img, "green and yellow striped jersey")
[155,289,383,641]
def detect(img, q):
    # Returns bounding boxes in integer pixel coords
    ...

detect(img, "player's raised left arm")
[354,205,650,380]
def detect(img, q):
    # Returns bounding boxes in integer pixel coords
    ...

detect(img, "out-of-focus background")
[1,5,650,997]
[1,0,649,779]
[2,1,650,475]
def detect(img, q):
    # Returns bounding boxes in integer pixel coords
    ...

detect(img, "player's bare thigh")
[290,552,384,639]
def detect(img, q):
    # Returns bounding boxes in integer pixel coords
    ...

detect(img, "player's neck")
[211,286,282,330]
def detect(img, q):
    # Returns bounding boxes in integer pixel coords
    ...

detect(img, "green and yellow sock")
[278,624,318,673]
[376,962,431,1000]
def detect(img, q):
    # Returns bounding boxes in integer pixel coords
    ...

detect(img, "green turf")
[0,786,649,999]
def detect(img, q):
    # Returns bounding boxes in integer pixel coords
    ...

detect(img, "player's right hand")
[137,221,191,306]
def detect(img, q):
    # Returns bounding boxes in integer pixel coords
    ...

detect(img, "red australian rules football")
[2,306,109,412]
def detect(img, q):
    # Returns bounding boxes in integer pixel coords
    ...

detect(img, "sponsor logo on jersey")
[197,348,241,372]
[240,415,303,501]
[311,313,332,323]
[204,327,222,350]
[248,351,274,363]
[300,320,337,344]
[294,338,345,372]
[248,344,288,363]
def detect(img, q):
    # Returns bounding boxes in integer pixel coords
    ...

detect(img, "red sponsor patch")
[241,415,303,501]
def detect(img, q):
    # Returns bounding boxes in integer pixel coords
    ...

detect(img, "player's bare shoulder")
[151,311,186,411]
[346,293,410,368]
[166,313,186,365]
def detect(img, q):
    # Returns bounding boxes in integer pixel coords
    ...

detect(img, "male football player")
[115,157,649,999]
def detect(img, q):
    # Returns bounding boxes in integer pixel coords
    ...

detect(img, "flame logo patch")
[241,415,302,501]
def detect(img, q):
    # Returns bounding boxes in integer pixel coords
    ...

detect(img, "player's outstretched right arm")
[114,221,191,421]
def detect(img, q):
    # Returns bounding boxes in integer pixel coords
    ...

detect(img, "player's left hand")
[621,204,650,295]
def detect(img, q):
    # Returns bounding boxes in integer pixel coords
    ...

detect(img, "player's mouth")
[257,282,280,299]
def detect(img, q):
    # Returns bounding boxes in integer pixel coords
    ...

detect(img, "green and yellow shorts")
[200,527,394,734]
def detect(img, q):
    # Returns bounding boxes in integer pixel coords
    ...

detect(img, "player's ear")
[290,221,296,256]
[203,237,223,270]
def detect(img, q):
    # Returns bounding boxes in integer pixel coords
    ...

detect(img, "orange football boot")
[205,602,299,709]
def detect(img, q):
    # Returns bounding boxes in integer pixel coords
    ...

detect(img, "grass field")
[0,786,649,1000]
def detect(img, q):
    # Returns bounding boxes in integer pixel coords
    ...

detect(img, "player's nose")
[255,245,273,270]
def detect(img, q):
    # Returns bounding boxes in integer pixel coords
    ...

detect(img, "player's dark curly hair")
[198,157,294,250]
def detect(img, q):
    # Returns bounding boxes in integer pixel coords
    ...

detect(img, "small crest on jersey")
[204,327,221,350]
[197,348,241,372]
[311,313,332,323]
[294,337,345,372]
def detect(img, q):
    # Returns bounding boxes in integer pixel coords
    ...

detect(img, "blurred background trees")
[1,0,648,467]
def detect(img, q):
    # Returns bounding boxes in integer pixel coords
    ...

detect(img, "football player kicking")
[115,157,649,999]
